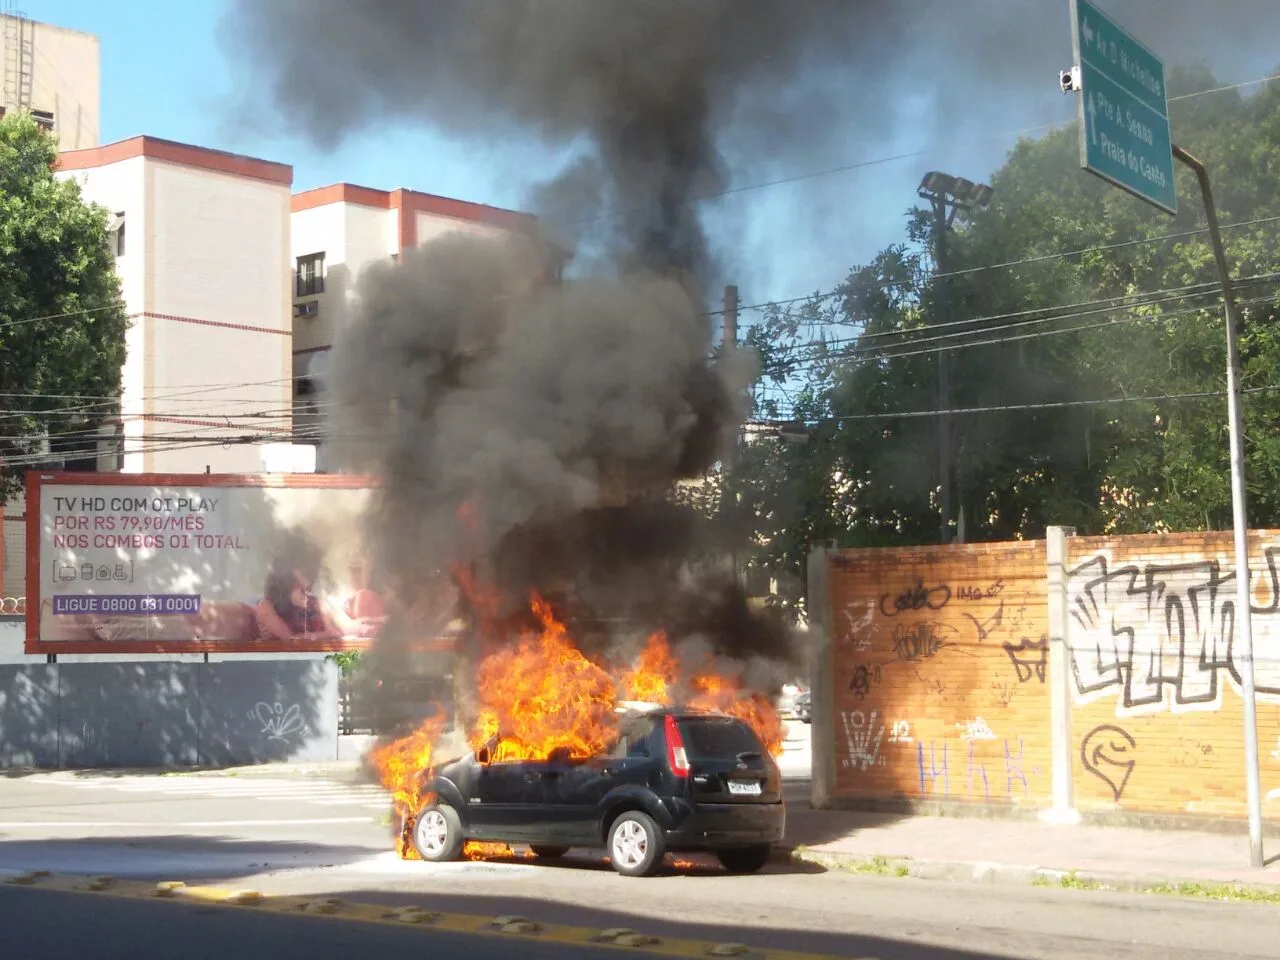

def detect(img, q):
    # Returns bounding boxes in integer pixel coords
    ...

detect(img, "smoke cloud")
[222,1,1280,694]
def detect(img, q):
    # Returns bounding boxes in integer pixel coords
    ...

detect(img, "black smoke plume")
[222,0,1280,688]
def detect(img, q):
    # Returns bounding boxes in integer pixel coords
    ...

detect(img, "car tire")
[716,845,772,874]
[412,803,465,862]
[607,810,665,877]
[528,844,570,859]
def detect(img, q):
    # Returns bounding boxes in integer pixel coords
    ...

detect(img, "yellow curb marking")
[0,871,869,960]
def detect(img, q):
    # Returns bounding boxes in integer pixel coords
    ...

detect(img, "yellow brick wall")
[1066,531,1280,817]
[826,540,1052,809]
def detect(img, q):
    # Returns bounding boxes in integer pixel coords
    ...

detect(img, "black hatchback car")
[402,707,785,877]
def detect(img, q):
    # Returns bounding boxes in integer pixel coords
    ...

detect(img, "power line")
[762,292,1279,376]
[747,384,1280,428]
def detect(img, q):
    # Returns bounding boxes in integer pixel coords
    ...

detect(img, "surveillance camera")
[1059,66,1081,93]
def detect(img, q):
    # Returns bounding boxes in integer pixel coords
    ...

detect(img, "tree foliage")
[734,64,1280,615]
[0,113,128,500]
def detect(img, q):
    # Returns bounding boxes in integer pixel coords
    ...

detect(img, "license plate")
[727,780,762,796]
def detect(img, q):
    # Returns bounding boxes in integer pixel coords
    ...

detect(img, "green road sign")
[1070,0,1176,214]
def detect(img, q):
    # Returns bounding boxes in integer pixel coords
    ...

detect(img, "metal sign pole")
[1172,143,1264,869]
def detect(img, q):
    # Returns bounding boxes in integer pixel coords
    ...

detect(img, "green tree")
[735,62,1280,595]
[0,113,128,500]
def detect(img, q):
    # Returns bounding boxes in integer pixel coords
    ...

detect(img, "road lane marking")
[36,776,392,809]
[0,817,375,828]
[0,870,865,960]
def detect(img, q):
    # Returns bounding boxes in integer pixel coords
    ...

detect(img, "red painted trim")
[291,183,393,212]
[133,312,290,337]
[24,471,381,655]
[291,181,536,255]
[57,136,292,186]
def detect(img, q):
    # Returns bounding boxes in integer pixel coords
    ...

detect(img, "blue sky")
[25,0,1280,318]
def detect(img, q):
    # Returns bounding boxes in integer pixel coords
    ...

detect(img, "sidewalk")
[785,806,1280,892]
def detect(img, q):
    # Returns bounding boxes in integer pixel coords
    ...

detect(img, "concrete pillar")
[1043,525,1081,824]
[807,544,835,809]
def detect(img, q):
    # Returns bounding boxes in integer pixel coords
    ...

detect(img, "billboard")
[26,472,387,655]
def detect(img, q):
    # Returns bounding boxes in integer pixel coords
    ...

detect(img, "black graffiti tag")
[892,622,951,662]
[1002,636,1048,684]
[848,663,882,699]
[1081,724,1137,801]
[880,580,951,617]
[956,579,1006,601]
[963,600,1005,642]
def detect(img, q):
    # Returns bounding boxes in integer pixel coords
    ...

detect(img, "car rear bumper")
[663,800,786,848]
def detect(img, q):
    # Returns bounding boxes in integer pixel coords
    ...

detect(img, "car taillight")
[663,714,690,777]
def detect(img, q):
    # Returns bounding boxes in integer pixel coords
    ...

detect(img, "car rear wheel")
[607,811,665,877]
[716,845,772,874]
[412,803,465,862]
[528,844,570,859]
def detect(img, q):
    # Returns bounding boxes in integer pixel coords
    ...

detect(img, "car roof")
[615,703,749,723]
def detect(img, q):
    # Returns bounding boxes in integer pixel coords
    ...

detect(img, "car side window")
[618,718,653,759]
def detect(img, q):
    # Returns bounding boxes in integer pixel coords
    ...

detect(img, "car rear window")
[677,716,764,762]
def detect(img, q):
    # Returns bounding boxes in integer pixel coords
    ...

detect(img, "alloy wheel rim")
[417,810,448,856]
[612,819,648,867]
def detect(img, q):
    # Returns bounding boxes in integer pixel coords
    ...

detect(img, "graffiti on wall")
[1067,549,1280,715]
[829,547,1047,802]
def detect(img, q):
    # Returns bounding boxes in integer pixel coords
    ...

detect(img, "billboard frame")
[25,471,382,656]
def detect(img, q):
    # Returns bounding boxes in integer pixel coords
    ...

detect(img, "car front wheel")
[607,811,665,877]
[412,803,465,862]
[716,845,772,874]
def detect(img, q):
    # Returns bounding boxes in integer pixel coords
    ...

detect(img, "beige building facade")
[0,11,99,148]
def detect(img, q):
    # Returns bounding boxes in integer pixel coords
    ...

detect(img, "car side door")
[468,749,545,842]
[537,717,660,845]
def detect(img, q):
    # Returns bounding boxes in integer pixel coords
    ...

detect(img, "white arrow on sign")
[1087,93,1098,145]
[1082,17,1094,46]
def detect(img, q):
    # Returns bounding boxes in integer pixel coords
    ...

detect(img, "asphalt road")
[3,757,1280,959]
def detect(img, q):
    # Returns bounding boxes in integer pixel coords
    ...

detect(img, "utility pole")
[930,197,952,546]
[722,284,740,585]
[917,173,993,545]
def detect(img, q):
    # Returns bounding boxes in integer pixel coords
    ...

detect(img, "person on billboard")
[342,559,386,637]
[255,561,345,642]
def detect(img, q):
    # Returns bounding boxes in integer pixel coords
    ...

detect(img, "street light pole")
[1171,144,1265,869]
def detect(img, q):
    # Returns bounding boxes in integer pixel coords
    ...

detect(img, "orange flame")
[369,714,446,859]
[687,672,787,757]
[469,594,617,762]
[619,632,679,703]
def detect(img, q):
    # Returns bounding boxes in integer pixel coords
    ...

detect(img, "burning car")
[397,705,784,877]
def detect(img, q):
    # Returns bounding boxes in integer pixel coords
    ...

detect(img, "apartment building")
[0,11,98,148]
[289,184,541,469]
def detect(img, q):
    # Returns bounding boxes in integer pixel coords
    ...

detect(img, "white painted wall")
[146,160,292,472]
[60,157,148,472]
[414,209,505,247]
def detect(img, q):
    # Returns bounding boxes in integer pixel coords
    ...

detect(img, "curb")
[783,848,1280,900]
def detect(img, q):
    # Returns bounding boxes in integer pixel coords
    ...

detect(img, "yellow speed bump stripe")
[1,870,868,960]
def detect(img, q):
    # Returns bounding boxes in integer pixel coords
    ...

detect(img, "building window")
[296,376,316,397]
[296,252,325,297]
[31,109,54,133]
[107,212,125,258]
